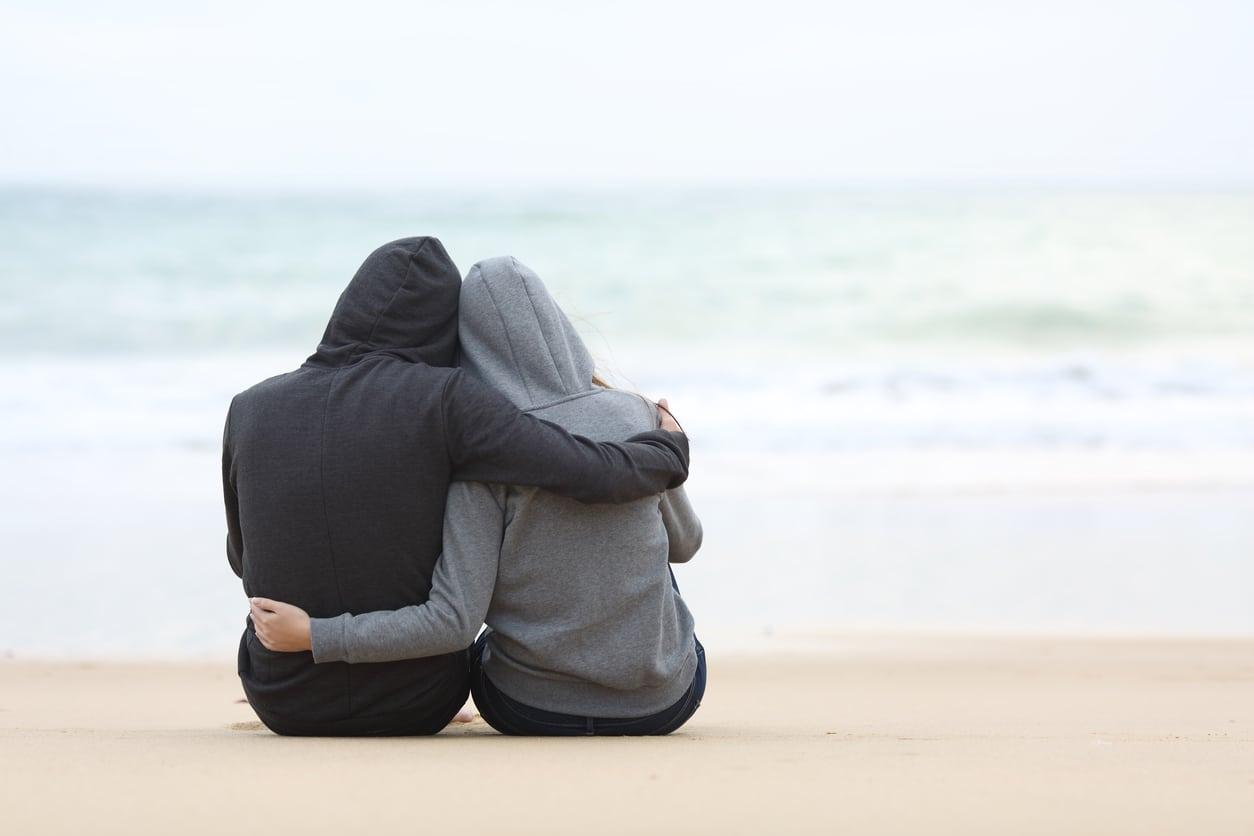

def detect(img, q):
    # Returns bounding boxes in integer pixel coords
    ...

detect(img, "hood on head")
[308,236,461,368]
[458,256,595,409]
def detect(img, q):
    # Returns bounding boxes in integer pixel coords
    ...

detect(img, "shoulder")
[439,367,508,406]
[228,369,299,417]
[436,368,520,437]
[528,387,657,437]
[321,356,459,404]
[355,355,456,382]
[233,370,292,400]
[595,388,658,429]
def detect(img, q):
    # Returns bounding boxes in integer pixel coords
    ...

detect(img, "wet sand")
[1,634,1250,835]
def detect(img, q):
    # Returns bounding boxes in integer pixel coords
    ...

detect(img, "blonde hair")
[591,369,683,434]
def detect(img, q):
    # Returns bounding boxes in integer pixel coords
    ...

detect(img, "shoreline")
[3,634,1250,835]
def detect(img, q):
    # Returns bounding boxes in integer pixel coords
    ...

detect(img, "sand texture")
[1,634,1251,835]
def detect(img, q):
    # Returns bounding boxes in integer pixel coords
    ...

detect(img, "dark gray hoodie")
[224,239,690,735]
[310,256,702,717]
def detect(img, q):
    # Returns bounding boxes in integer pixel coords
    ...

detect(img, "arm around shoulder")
[441,369,689,503]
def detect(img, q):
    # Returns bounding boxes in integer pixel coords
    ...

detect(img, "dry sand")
[1,634,1250,835]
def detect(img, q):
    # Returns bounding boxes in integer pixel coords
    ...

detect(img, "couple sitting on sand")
[222,237,704,736]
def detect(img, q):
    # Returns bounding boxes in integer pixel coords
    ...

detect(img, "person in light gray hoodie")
[252,256,704,735]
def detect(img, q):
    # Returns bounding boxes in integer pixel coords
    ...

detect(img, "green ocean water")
[3,185,1252,356]
[3,185,1254,655]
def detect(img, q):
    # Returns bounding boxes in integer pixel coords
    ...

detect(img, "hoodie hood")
[308,237,461,368]
[458,256,596,409]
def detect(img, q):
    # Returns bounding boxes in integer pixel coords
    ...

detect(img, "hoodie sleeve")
[309,481,503,664]
[222,401,244,579]
[661,486,703,564]
[440,369,689,503]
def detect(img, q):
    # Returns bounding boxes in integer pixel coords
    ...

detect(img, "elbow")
[669,526,703,564]
[410,621,480,657]
[459,629,481,651]
[420,596,484,654]
[454,617,481,650]
[434,612,483,654]
[227,539,243,578]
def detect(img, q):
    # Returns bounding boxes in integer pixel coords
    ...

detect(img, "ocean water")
[2,185,1253,656]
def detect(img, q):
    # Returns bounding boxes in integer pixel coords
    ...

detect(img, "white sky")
[2,1,1252,187]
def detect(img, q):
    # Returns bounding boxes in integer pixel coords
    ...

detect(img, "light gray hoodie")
[309,256,701,716]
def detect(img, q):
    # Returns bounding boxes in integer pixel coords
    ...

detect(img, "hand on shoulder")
[657,398,682,433]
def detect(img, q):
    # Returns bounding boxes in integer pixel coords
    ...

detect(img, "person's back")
[308,256,703,727]
[224,239,692,736]
[228,362,471,735]
[486,385,699,716]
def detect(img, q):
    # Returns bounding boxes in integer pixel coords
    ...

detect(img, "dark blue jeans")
[468,633,706,736]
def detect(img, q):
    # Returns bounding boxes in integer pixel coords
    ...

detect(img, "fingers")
[249,600,274,647]
[250,604,277,649]
[248,597,309,652]
[656,397,681,433]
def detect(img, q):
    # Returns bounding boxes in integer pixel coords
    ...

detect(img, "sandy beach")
[6,4,1254,833]
[2,634,1250,835]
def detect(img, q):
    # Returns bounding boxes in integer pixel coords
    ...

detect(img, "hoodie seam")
[515,256,573,396]
[478,268,538,405]
[317,368,353,713]
[521,388,602,414]
[351,239,428,363]
[438,372,455,468]
[524,388,655,421]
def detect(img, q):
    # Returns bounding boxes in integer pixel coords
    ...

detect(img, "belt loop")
[585,716,595,736]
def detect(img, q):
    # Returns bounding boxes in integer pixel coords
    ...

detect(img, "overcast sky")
[2,1,1252,188]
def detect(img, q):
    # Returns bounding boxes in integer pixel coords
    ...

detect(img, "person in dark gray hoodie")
[227,239,689,737]
[252,256,704,735]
